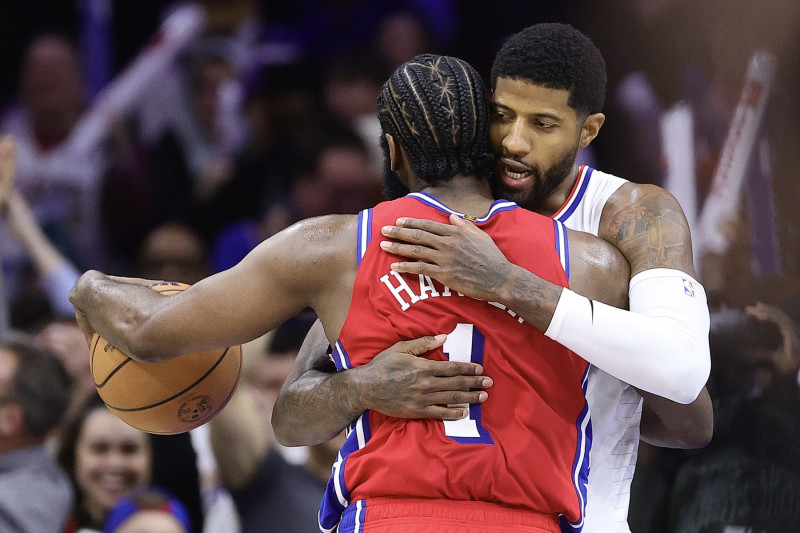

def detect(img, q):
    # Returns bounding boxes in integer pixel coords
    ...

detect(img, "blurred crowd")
[0,0,799,531]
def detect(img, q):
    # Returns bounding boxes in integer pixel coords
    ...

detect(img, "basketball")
[90,281,242,435]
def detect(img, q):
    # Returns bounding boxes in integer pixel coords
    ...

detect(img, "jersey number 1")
[442,324,494,445]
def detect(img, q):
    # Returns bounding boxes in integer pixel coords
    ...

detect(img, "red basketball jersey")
[319,193,591,532]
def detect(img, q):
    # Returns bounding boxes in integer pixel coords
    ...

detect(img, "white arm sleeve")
[544,268,710,404]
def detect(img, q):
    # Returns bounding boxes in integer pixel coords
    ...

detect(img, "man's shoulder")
[595,170,694,274]
[0,446,74,528]
[588,166,673,217]
[0,444,71,484]
[603,178,680,218]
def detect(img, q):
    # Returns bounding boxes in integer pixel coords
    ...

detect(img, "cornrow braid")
[378,54,493,185]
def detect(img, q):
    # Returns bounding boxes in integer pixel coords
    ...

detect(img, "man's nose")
[501,120,532,156]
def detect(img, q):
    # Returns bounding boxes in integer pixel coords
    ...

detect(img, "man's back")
[321,193,590,531]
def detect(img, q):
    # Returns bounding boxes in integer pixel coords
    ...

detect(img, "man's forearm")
[272,332,489,446]
[495,264,563,331]
[639,387,713,448]
[272,366,365,446]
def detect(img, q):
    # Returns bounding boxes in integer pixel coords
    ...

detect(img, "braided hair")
[377,54,494,187]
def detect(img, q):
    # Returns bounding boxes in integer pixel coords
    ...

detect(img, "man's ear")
[579,112,605,148]
[385,133,400,171]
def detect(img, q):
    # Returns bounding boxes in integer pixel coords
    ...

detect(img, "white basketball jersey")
[553,166,641,532]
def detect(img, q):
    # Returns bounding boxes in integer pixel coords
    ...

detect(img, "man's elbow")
[271,400,315,447]
[664,345,711,405]
[686,423,713,449]
[640,386,714,449]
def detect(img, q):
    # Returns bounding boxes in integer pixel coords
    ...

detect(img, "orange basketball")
[90,281,242,435]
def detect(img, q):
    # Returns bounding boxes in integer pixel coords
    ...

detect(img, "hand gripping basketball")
[90,281,242,434]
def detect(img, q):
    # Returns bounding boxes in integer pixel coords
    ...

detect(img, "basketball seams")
[94,355,133,389]
[103,347,233,412]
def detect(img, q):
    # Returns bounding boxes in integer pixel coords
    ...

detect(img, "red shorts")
[336,498,561,533]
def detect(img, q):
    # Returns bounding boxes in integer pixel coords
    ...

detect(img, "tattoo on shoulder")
[607,192,693,272]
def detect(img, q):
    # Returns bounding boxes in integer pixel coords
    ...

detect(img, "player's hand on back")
[379,213,512,302]
[359,334,492,420]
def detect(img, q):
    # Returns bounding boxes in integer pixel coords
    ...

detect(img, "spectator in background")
[34,317,97,424]
[209,314,342,533]
[322,52,386,174]
[188,59,322,245]
[0,332,74,533]
[144,43,247,233]
[56,393,205,533]
[57,394,154,533]
[372,9,435,74]
[1,4,208,280]
[261,127,381,238]
[104,486,193,533]
[666,303,800,531]
[0,34,100,295]
[136,221,211,286]
[0,33,145,280]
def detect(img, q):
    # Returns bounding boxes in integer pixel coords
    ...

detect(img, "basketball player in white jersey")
[273,24,713,532]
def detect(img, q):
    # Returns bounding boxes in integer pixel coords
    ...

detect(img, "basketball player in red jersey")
[273,24,713,532]
[71,54,629,531]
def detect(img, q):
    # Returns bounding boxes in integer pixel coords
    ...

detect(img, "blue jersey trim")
[559,365,592,532]
[555,167,594,223]
[407,192,518,222]
[319,414,372,532]
[553,220,570,280]
[332,340,353,371]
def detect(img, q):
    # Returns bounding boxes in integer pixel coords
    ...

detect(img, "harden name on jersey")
[379,270,526,324]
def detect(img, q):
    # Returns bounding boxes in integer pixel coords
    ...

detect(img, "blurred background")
[1,0,799,531]
[2,0,798,310]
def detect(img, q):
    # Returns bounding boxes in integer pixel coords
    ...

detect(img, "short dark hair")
[490,23,606,117]
[2,332,73,438]
[377,54,494,185]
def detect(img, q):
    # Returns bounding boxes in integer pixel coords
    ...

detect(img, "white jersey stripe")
[354,500,364,533]
[407,192,518,222]
[355,415,366,449]
[357,209,372,264]
[553,219,570,278]
[332,452,347,508]
[333,341,351,370]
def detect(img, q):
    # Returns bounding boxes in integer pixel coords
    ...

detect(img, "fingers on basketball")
[90,281,242,434]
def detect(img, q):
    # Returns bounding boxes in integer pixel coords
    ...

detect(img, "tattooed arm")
[601,183,712,447]
[600,183,697,276]
[272,320,492,446]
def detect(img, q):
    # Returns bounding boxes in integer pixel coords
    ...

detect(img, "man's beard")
[491,141,579,211]
[382,166,410,200]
